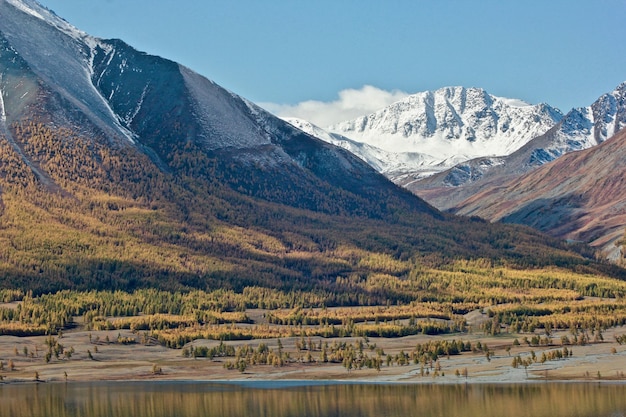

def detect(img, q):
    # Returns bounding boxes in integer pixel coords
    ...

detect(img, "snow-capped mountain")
[327,86,563,177]
[409,82,626,210]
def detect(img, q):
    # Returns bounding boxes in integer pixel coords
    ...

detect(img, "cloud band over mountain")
[260,85,409,127]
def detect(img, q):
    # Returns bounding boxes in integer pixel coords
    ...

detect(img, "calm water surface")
[1,381,626,417]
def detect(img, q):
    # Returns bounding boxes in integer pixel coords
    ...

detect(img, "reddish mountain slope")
[454,127,626,259]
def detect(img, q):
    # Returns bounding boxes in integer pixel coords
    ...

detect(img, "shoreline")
[2,326,626,386]
[2,377,626,387]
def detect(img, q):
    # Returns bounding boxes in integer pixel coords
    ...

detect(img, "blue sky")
[38,0,626,126]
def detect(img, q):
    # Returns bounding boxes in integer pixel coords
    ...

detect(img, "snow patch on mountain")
[0,83,6,122]
[5,0,94,46]
[285,117,439,177]
[328,87,563,170]
[446,157,506,186]
[529,82,626,166]
[5,0,44,20]
[499,97,533,108]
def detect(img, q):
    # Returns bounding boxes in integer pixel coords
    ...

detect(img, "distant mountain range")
[325,86,563,180]
[291,81,626,259]
[1,0,606,294]
[411,83,626,257]
[411,82,626,204]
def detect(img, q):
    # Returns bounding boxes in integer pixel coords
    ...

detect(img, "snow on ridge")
[285,117,338,143]
[5,0,44,20]
[521,83,626,168]
[328,86,562,166]
[1,0,137,144]
[0,85,6,122]
[6,0,94,46]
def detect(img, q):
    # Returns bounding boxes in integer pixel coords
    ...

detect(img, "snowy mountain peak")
[405,81,626,216]
[538,81,626,164]
[4,0,91,44]
[322,86,562,180]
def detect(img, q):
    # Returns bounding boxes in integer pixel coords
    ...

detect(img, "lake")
[1,381,626,416]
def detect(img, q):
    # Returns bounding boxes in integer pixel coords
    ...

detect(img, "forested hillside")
[0,121,619,298]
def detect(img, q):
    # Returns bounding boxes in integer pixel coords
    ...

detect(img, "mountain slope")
[0,0,439,218]
[410,82,626,210]
[0,0,620,296]
[327,86,562,179]
[453,127,626,260]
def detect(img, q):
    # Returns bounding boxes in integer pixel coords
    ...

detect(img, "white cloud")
[259,85,409,128]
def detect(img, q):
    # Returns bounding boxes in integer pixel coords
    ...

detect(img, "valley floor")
[2,325,626,385]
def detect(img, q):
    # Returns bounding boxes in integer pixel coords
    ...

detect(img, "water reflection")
[1,381,625,417]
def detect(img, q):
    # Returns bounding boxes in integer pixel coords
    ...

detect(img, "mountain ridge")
[284,118,435,176]
[0,0,442,218]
